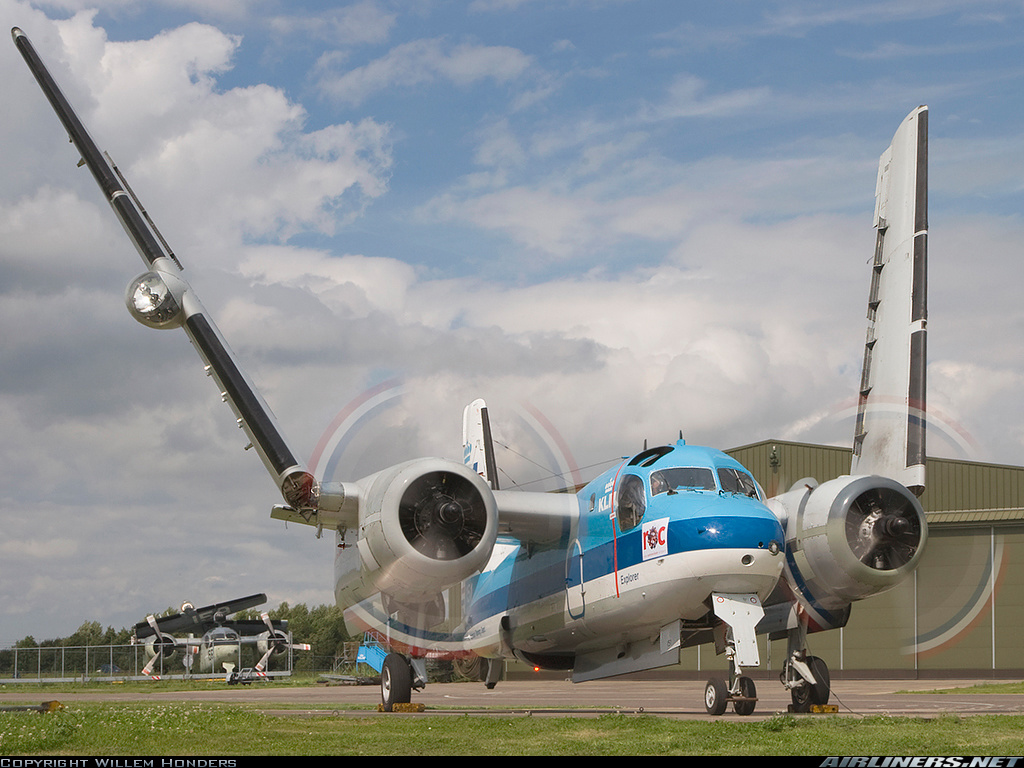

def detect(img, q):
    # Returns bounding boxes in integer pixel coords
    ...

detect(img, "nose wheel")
[704,674,758,716]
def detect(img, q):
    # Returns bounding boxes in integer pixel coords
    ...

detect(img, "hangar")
[720,439,1024,679]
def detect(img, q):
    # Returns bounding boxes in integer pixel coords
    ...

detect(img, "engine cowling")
[770,475,927,609]
[356,458,499,603]
[257,630,289,659]
[143,634,178,662]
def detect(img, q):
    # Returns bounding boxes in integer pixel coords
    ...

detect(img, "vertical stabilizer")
[463,399,499,490]
[851,106,928,494]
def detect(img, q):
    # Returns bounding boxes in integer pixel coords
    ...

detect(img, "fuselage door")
[565,538,585,619]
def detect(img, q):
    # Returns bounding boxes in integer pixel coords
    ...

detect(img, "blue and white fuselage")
[339,440,786,670]
[463,441,784,665]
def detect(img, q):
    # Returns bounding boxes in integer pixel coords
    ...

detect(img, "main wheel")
[381,653,412,712]
[704,678,729,716]
[733,675,757,716]
[790,655,830,712]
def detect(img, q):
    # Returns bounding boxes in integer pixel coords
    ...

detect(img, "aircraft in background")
[132,593,310,678]
[15,28,928,715]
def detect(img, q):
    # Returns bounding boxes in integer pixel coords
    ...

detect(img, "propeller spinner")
[845,486,923,571]
[398,471,490,560]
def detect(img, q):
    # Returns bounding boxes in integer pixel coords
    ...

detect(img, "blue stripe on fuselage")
[464,494,784,629]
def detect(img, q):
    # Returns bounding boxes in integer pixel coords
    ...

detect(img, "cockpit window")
[717,467,760,498]
[649,467,716,495]
[617,474,646,531]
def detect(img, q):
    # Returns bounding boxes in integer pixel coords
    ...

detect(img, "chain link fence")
[0,641,308,683]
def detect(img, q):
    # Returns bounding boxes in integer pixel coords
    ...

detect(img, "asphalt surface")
[2,677,1023,720]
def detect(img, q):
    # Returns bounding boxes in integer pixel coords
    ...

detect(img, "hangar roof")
[726,440,1024,528]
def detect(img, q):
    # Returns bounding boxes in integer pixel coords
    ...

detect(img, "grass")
[3,679,1024,755]
[4,703,1024,755]
[904,681,1024,695]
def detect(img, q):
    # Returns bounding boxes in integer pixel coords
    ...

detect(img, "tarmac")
[2,677,1023,720]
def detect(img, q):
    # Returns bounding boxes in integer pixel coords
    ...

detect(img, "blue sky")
[1,0,1023,643]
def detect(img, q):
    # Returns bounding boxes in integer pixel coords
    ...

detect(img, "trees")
[1,602,353,676]
[237,601,353,672]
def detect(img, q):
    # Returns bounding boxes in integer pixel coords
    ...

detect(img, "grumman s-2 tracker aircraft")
[131,594,310,679]
[14,27,929,715]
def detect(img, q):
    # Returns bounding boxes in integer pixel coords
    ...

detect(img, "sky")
[1,0,1023,644]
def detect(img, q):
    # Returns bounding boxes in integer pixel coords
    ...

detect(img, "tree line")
[0,602,357,675]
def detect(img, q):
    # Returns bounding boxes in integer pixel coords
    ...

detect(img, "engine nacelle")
[771,475,927,610]
[143,634,178,661]
[357,458,499,603]
[257,630,288,659]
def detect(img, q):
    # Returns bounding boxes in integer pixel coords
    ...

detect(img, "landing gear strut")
[704,593,762,716]
[780,625,831,712]
[783,652,830,712]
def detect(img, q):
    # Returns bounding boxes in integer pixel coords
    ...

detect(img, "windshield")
[650,467,717,495]
[717,467,760,498]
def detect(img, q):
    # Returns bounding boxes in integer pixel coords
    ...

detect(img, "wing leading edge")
[12,27,321,513]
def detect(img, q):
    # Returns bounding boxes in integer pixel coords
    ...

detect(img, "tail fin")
[463,399,499,490]
[851,106,928,495]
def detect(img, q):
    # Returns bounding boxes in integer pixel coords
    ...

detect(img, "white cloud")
[316,37,533,105]
[267,1,397,45]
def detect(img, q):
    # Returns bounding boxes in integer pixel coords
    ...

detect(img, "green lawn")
[4,702,1024,756]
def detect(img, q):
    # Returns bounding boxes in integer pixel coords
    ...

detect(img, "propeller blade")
[255,647,275,673]
[142,653,160,676]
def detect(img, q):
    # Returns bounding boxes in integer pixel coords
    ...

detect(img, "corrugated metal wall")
[721,440,1024,676]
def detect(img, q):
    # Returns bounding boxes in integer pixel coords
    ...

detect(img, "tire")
[381,653,412,712]
[733,675,757,716]
[790,655,830,712]
[704,678,729,716]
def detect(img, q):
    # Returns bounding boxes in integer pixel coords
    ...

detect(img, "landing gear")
[378,652,428,711]
[380,653,411,712]
[733,675,757,716]
[704,673,758,716]
[785,654,830,712]
[781,624,831,712]
[705,593,763,716]
[704,678,729,716]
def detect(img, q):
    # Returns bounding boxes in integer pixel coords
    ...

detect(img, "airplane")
[131,593,310,678]
[13,27,928,715]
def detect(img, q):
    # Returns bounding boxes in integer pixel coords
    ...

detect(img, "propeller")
[845,486,922,570]
[254,612,311,673]
[398,471,489,560]
[140,614,177,677]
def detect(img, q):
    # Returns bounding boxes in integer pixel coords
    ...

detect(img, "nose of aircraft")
[678,497,786,597]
